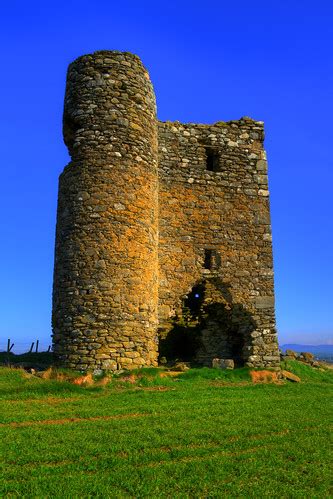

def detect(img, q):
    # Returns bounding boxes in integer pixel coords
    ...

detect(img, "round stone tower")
[52,51,159,370]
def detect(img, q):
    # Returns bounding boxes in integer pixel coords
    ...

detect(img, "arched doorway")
[159,278,255,366]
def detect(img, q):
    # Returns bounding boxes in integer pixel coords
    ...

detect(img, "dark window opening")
[63,113,80,152]
[206,148,219,171]
[158,283,205,363]
[204,249,213,269]
[204,249,221,271]
[230,330,245,367]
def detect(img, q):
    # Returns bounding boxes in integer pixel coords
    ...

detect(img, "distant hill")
[280,344,333,354]
[280,344,333,362]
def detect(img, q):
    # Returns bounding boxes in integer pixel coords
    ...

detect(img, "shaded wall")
[157,119,279,367]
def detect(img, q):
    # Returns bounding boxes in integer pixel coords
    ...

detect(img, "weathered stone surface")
[255,296,275,309]
[300,352,314,363]
[212,358,234,370]
[285,349,297,358]
[52,50,280,371]
[172,362,190,372]
[52,51,159,371]
[281,370,301,383]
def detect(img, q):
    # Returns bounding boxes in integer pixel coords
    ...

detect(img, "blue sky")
[0,0,332,351]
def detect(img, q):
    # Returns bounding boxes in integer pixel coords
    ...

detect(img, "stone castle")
[52,50,280,370]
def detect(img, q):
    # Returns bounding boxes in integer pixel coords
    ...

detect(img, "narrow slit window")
[204,249,213,269]
[206,148,219,171]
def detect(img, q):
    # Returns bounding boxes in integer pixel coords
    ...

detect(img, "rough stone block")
[300,352,314,363]
[281,370,301,383]
[212,358,234,370]
[102,359,117,370]
[255,296,275,309]
[285,349,297,358]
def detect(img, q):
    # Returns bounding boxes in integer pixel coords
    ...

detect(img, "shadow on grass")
[0,351,54,369]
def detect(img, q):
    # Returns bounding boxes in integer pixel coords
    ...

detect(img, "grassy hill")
[0,362,332,497]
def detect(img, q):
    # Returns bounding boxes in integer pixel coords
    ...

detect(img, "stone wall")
[52,50,280,370]
[157,120,279,367]
[52,51,159,370]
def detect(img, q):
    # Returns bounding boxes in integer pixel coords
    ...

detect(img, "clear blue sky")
[1,0,332,351]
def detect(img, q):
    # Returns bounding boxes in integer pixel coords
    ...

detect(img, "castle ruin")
[52,50,280,370]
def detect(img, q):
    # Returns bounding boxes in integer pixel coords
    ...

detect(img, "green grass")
[281,359,333,382]
[1,363,332,497]
[179,366,252,382]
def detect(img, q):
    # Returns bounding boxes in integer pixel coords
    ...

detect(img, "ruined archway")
[158,283,205,363]
[158,278,256,366]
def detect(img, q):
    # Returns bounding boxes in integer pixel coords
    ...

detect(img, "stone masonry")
[52,50,280,370]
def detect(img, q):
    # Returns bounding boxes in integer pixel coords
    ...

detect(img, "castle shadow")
[159,278,257,366]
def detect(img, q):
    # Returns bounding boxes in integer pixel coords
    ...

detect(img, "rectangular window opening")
[204,249,213,269]
[204,249,221,270]
[206,148,219,172]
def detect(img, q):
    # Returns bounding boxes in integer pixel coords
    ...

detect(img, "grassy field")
[0,361,332,497]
